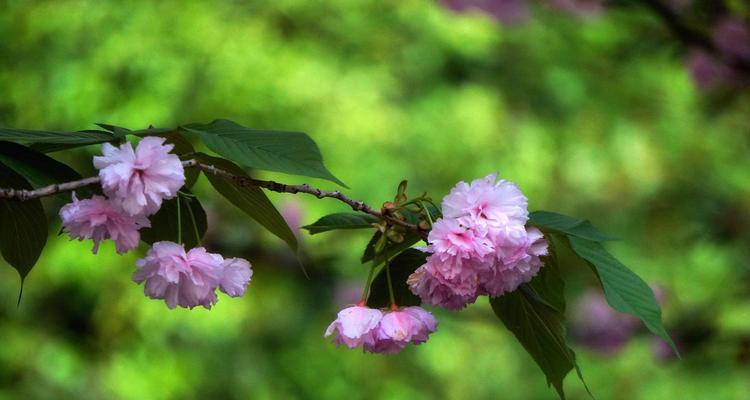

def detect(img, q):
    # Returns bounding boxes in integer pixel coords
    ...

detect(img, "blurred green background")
[1,1,749,399]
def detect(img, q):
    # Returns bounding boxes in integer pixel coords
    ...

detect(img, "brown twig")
[0,159,428,239]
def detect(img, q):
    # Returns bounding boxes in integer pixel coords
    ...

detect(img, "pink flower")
[426,217,494,261]
[60,194,149,254]
[408,254,484,310]
[219,258,253,297]
[324,305,383,348]
[94,136,185,216]
[132,241,224,309]
[364,307,438,354]
[441,173,528,227]
[481,227,548,297]
[409,174,547,309]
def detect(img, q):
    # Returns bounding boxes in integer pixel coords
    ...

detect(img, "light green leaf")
[302,212,378,234]
[567,236,677,354]
[196,153,297,251]
[528,211,613,242]
[183,119,346,187]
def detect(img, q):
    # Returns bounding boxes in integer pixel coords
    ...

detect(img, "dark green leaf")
[360,207,435,265]
[361,230,422,265]
[528,211,613,242]
[366,249,426,308]
[183,119,346,187]
[567,236,677,354]
[0,164,48,280]
[490,281,578,400]
[302,212,378,234]
[0,141,85,201]
[0,127,114,146]
[196,153,298,251]
[96,123,174,137]
[140,192,207,249]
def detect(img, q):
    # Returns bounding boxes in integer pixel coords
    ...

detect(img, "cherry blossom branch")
[0,159,428,239]
[184,160,427,238]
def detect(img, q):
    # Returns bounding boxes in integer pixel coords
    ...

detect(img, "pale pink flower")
[402,306,439,344]
[408,262,481,310]
[426,217,494,261]
[441,173,528,227]
[94,136,185,216]
[60,194,149,254]
[325,305,383,348]
[481,227,548,297]
[132,241,224,309]
[365,307,438,354]
[219,258,253,297]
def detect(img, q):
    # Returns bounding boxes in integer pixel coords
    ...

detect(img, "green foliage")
[0,127,114,149]
[567,236,677,353]
[0,141,85,201]
[490,257,583,400]
[366,249,425,308]
[528,211,613,242]
[196,153,298,251]
[0,164,47,281]
[140,192,207,249]
[183,119,346,187]
[302,212,378,234]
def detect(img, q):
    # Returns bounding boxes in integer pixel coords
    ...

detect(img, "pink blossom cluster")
[133,241,252,309]
[59,137,253,309]
[325,305,437,354]
[408,173,548,310]
[60,137,185,254]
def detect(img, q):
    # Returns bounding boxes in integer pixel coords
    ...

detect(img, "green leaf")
[140,192,207,249]
[0,127,114,146]
[183,119,346,187]
[0,141,85,201]
[528,211,613,242]
[567,236,677,354]
[0,164,48,281]
[490,280,579,400]
[366,249,426,308]
[302,212,378,234]
[196,153,298,251]
[360,207,435,265]
[96,123,174,137]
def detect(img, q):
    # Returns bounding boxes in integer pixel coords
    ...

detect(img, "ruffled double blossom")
[59,137,253,309]
[409,173,548,310]
[133,242,252,309]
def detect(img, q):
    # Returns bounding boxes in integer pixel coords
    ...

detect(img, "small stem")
[418,200,434,227]
[360,262,378,303]
[184,196,202,246]
[176,196,182,245]
[384,257,397,310]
